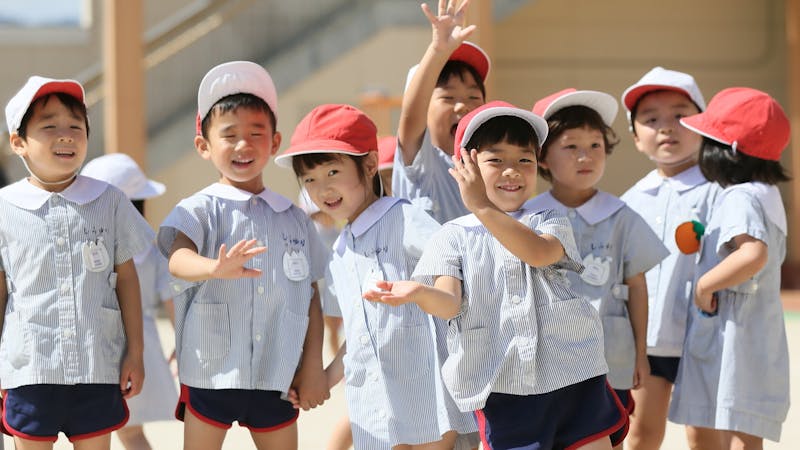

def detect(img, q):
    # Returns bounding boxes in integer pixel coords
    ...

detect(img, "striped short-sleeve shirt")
[157,183,329,392]
[0,177,154,388]
[412,208,608,412]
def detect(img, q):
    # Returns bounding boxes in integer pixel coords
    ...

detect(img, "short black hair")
[438,60,486,100]
[17,93,89,139]
[538,105,618,182]
[291,152,383,198]
[200,93,276,138]
[699,137,790,187]
[464,115,540,154]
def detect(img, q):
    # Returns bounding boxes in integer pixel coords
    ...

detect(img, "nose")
[454,101,470,117]
[57,134,74,143]
[502,165,521,177]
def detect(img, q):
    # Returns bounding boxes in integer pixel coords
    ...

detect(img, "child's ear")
[9,132,27,157]
[364,151,379,178]
[194,135,211,160]
[270,131,282,156]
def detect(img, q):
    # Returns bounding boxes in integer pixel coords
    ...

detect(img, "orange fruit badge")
[675,220,705,254]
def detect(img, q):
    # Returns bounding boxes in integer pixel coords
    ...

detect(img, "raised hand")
[363,280,423,307]
[422,0,477,53]
[209,239,267,279]
[449,149,493,213]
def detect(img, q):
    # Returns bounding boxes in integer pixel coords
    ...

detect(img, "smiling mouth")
[323,198,343,208]
[498,185,522,192]
[54,150,76,157]
[450,123,458,137]
[232,159,254,166]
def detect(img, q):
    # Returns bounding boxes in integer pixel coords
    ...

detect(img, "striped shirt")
[525,191,669,389]
[391,130,470,223]
[0,177,154,388]
[412,208,608,412]
[326,197,475,447]
[621,166,721,357]
[134,244,174,318]
[157,183,329,392]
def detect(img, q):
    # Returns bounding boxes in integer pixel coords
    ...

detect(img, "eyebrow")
[638,102,695,115]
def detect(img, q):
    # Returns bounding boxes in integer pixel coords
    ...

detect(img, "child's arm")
[115,259,145,399]
[695,234,768,313]
[362,275,463,320]
[450,150,565,267]
[624,272,649,389]
[290,283,330,410]
[167,231,266,282]
[397,0,476,164]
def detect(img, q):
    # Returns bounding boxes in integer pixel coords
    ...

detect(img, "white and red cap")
[377,136,396,171]
[621,66,706,113]
[275,104,378,168]
[404,41,491,92]
[532,88,618,126]
[454,100,548,158]
[196,61,278,133]
[81,153,166,200]
[5,75,85,133]
[680,87,790,161]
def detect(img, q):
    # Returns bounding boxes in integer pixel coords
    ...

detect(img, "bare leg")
[721,430,763,450]
[72,434,113,450]
[576,435,613,450]
[326,415,353,450]
[628,374,673,449]
[13,439,55,450]
[251,422,298,450]
[182,411,227,450]
[392,430,458,450]
[324,316,343,356]
[686,425,723,450]
[116,425,152,450]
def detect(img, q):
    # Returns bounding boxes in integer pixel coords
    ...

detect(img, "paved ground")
[5,294,800,449]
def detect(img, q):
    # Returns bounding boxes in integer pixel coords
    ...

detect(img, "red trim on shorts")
[1,393,58,442]
[474,409,492,450]
[67,397,130,442]
[242,409,299,433]
[566,380,629,450]
[622,390,636,415]
[177,384,233,430]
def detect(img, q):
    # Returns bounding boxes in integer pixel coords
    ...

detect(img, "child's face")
[427,72,484,154]
[539,126,606,203]
[10,96,88,190]
[632,90,703,176]
[300,154,379,223]
[475,139,538,212]
[195,107,281,194]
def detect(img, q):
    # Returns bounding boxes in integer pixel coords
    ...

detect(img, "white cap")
[81,153,166,200]
[5,76,85,133]
[532,89,618,126]
[197,61,278,123]
[455,100,549,158]
[621,66,706,113]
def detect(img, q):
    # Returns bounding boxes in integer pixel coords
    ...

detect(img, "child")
[619,67,721,450]
[0,76,152,449]
[394,0,489,223]
[365,100,628,449]
[81,153,179,450]
[669,87,791,449]
[526,89,669,447]
[156,61,329,450]
[378,135,396,196]
[276,103,476,449]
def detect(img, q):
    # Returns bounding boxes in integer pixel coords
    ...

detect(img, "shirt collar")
[527,191,624,226]
[0,175,108,210]
[335,197,406,255]
[633,165,706,194]
[199,183,292,212]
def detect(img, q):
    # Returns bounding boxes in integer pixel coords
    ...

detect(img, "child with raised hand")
[81,153,179,450]
[526,89,669,448]
[619,67,721,450]
[157,61,329,450]
[394,0,489,223]
[0,77,152,449]
[365,101,628,450]
[669,88,791,449]
[276,103,475,450]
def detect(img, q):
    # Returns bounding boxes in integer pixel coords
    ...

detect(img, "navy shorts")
[611,389,635,444]
[475,375,628,450]
[1,384,128,442]
[648,355,680,384]
[176,384,298,432]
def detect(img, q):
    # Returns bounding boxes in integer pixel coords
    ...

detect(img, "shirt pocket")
[183,303,230,360]
[686,307,720,361]
[380,324,432,381]
[0,310,31,369]
[99,306,126,361]
[441,326,490,393]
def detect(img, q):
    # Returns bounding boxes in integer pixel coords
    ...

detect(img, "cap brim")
[622,85,692,112]
[543,90,618,126]
[130,180,166,200]
[679,115,730,146]
[275,140,372,168]
[460,107,549,155]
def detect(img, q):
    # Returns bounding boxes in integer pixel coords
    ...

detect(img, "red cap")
[454,100,548,158]
[378,136,396,171]
[680,87,790,161]
[532,89,618,126]
[450,41,490,82]
[275,104,378,168]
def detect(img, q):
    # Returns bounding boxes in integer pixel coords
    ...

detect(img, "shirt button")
[173,284,181,292]
[359,334,370,345]
[257,286,265,294]
[255,334,262,341]
[612,286,620,296]
[56,237,66,246]
[370,372,379,382]
[251,198,258,205]
[257,240,265,247]
[567,210,576,219]
[63,329,75,338]
[378,410,387,419]
[511,295,522,305]
[655,216,663,224]
[60,283,70,294]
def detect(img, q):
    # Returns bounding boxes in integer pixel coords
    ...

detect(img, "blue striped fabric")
[412,208,609,412]
[157,183,329,392]
[0,177,154,388]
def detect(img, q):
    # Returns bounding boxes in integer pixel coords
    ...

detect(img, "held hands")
[422,0,476,53]
[287,365,342,410]
[210,239,266,279]
[449,150,494,213]
[362,280,423,307]
[119,352,145,399]
[289,365,330,411]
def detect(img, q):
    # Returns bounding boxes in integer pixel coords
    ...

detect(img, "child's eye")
[591,143,603,149]
[327,169,339,176]
[520,158,534,163]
